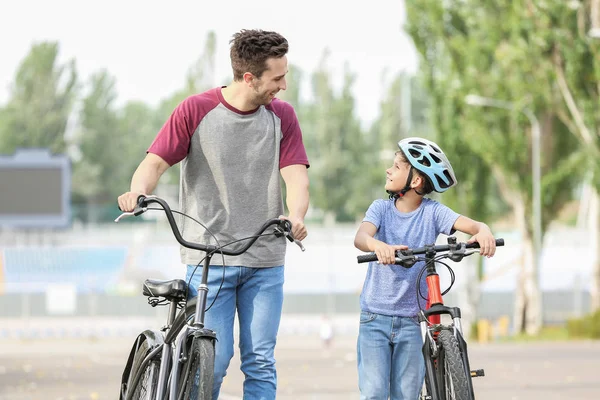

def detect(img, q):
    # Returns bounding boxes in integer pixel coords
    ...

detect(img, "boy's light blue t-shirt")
[360,197,460,317]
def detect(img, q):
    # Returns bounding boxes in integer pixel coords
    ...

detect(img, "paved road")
[0,335,599,399]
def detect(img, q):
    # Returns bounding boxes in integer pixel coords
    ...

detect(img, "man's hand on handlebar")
[279,215,307,242]
[118,191,146,212]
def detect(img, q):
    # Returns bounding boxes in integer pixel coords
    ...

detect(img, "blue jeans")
[186,265,284,400]
[357,311,425,400]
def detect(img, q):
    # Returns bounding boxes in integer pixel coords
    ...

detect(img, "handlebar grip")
[117,194,148,212]
[465,238,504,249]
[357,254,378,263]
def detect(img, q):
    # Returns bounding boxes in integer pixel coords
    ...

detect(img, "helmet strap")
[388,167,415,199]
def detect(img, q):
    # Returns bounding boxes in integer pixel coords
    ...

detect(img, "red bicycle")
[358,236,504,400]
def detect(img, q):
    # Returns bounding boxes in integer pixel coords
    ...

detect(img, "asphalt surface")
[0,335,599,399]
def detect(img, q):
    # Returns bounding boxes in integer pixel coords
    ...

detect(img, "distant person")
[319,314,334,350]
[118,29,310,400]
[353,137,496,399]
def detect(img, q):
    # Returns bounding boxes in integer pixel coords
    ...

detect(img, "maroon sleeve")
[147,89,220,166]
[268,99,310,169]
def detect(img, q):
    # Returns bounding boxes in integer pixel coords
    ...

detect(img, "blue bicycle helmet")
[397,137,457,193]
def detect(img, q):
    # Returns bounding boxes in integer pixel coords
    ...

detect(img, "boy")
[353,137,496,399]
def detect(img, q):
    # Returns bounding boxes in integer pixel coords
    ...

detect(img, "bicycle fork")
[419,306,483,400]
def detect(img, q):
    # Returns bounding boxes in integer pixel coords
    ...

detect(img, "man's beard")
[251,87,275,107]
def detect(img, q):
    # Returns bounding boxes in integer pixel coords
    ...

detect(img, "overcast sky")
[0,0,418,126]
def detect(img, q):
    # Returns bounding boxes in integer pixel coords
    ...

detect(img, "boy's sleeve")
[363,199,385,229]
[435,202,461,235]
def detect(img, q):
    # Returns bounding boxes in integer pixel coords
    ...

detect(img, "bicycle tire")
[420,335,437,400]
[179,336,215,400]
[420,375,435,400]
[127,339,160,400]
[436,330,470,400]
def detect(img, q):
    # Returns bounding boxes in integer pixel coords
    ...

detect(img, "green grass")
[497,326,573,342]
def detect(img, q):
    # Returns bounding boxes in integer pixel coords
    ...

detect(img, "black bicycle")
[357,236,504,400]
[115,195,303,400]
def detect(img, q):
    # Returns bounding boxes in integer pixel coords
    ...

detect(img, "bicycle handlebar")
[116,195,304,254]
[356,238,505,265]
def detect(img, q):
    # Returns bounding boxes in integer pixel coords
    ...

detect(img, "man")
[117,29,309,400]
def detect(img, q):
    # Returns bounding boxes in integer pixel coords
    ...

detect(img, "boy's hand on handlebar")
[118,191,146,212]
[467,227,496,257]
[373,242,408,265]
[279,215,307,241]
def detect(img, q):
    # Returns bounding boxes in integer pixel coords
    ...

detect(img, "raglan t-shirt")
[147,87,309,267]
[360,197,461,316]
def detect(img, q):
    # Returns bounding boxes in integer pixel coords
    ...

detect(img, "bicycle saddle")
[143,279,187,300]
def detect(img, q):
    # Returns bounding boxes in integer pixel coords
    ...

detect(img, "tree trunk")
[590,188,600,312]
[592,0,600,30]
[490,165,543,335]
[511,195,543,335]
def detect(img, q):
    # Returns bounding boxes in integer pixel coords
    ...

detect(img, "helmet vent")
[408,149,421,158]
[430,153,442,164]
[439,170,454,188]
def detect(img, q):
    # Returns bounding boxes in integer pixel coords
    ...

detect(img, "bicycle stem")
[193,255,211,329]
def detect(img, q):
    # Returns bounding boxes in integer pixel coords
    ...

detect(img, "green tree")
[0,42,77,154]
[545,0,600,311]
[406,0,584,334]
[72,70,121,204]
[304,52,372,222]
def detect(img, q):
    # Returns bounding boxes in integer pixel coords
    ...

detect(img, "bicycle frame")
[417,244,475,400]
[124,254,217,400]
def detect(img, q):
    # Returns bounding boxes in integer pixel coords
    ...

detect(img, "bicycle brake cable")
[202,232,276,312]
[145,207,289,324]
[415,254,457,316]
[145,207,225,326]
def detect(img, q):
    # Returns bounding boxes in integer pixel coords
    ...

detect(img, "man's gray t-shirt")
[148,87,309,267]
[360,197,460,317]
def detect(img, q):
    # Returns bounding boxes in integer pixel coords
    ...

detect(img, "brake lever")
[447,243,478,262]
[274,221,305,252]
[115,195,150,222]
[395,250,417,268]
[114,206,147,222]
[291,237,306,252]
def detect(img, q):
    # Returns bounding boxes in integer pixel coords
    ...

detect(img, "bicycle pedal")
[470,369,485,378]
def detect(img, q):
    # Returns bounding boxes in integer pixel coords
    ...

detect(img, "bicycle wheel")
[436,330,470,400]
[127,339,160,400]
[420,376,434,400]
[179,336,215,400]
[420,335,437,400]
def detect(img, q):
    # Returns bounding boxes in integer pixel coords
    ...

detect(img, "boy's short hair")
[230,30,289,81]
